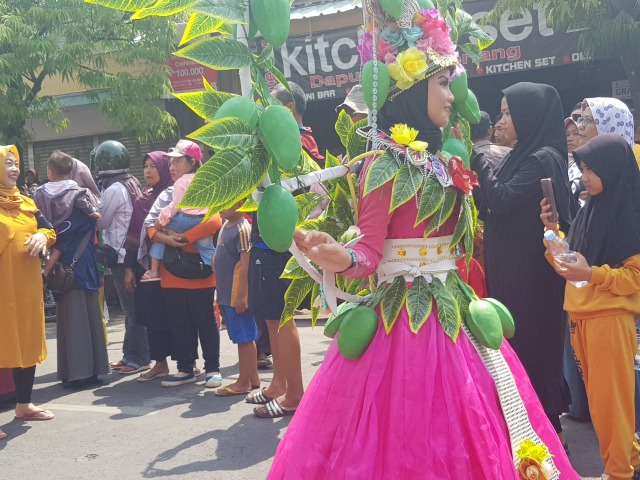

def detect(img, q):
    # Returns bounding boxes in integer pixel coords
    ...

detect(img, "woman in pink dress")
[265,3,579,479]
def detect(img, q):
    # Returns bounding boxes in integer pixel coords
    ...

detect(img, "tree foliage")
[0,0,178,146]
[488,0,640,109]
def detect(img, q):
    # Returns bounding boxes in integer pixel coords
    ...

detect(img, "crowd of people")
[2,16,640,480]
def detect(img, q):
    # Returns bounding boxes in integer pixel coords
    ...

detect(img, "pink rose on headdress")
[377,38,399,65]
[358,31,374,64]
[418,9,456,55]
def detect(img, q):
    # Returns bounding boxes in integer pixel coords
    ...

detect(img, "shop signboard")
[612,80,632,100]
[167,56,218,93]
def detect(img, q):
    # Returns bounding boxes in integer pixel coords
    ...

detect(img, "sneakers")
[205,372,223,388]
[161,372,197,388]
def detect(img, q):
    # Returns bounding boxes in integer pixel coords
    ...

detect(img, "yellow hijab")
[0,145,37,213]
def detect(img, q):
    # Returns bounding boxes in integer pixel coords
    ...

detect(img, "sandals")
[215,386,252,397]
[110,360,125,370]
[257,356,272,369]
[245,387,274,405]
[15,409,54,422]
[137,370,169,382]
[253,399,296,419]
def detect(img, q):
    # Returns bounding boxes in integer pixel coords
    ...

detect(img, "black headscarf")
[378,79,443,154]
[498,82,575,225]
[569,134,640,267]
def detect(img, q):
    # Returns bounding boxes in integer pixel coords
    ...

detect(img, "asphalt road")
[0,312,603,479]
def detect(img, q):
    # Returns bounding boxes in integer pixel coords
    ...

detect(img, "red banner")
[167,57,218,93]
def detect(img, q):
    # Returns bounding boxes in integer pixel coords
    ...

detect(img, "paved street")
[1,312,603,479]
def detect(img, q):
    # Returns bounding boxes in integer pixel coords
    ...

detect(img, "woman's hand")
[540,198,559,231]
[124,267,136,292]
[553,252,592,283]
[153,230,188,248]
[294,229,353,273]
[24,232,48,256]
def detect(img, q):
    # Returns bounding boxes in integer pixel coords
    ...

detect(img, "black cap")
[471,111,492,141]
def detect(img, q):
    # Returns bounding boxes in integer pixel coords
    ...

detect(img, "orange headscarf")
[0,145,37,214]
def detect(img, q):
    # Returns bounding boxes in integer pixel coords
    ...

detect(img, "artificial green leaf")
[295,192,322,223]
[280,277,315,326]
[380,277,408,334]
[85,0,154,11]
[446,270,470,319]
[363,152,399,196]
[180,13,227,46]
[310,282,321,327]
[390,163,422,212]
[431,277,461,342]
[192,0,246,24]
[330,184,354,227]
[460,43,482,65]
[238,196,258,212]
[203,76,217,93]
[281,256,308,280]
[175,37,252,70]
[335,110,353,148]
[255,45,275,70]
[269,66,290,91]
[407,276,433,333]
[449,192,467,250]
[346,118,368,161]
[416,176,445,226]
[454,8,494,51]
[188,117,253,150]
[365,282,388,309]
[346,279,362,295]
[325,151,342,168]
[424,187,457,237]
[336,272,347,292]
[297,218,343,239]
[463,195,475,265]
[172,90,235,119]
[131,0,197,19]
[180,147,269,212]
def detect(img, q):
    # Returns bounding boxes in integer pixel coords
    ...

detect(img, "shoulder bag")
[46,231,93,294]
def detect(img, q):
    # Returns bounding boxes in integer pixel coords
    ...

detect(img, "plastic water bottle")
[543,230,588,288]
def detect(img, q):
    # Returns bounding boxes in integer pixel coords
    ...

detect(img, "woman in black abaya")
[471,82,577,443]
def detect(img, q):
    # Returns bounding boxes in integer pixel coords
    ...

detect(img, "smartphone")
[541,178,559,223]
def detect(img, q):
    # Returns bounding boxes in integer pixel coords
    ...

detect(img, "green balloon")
[484,298,515,339]
[324,302,358,338]
[450,71,468,103]
[361,60,390,111]
[214,96,260,131]
[442,138,470,167]
[457,90,481,124]
[257,185,298,253]
[337,306,379,360]
[378,0,404,19]
[258,105,302,171]
[251,0,290,48]
[466,299,504,350]
[417,0,435,8]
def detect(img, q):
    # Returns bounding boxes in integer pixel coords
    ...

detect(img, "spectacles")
[576,116,595,127]
[571,114,581,122]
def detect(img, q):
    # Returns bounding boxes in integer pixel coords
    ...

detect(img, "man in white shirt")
[94,141,149,375]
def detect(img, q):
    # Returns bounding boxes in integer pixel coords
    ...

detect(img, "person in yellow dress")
[0,145,57,440]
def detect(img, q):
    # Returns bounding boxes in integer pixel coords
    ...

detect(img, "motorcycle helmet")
[93,140,130,177]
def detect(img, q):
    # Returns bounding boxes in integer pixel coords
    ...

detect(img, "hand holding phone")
[541,178,559,223]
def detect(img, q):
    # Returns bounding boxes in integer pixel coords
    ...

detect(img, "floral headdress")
[359,0,461,102]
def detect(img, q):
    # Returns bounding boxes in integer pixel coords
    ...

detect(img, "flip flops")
[253,399,296,419]
[110,360,125,370]
[0,429,6,440]
[15,409,54,422]
[137,371,169,382]
[245,387,274,405]
[214,386,252,397]
[119,364,151,375]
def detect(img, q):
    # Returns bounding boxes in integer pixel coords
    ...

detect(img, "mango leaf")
[424,187,457,237]
[446,270,469,319]
[180,147,269,212]
[431,277,461,342]
[172,90,235,119]
[416,176,444,226]
[380,277,407,334]
[269,66,290,91]
[407,276,433,333]
[175,37,252,70]
[346,279,362,295]
[455,8,494,51]
[336,272,346,292]
[280,277,315,326]
[85,0,154,11]
[281,256,308,280]
[131,0,197,19]
[390,163,421,212]
[181,13,227,46]
[363,152,399,196]
[463,195,475,265]
[295,192,322,223]
[325,151,342,168]
[255,45,275,70]
[449,192,467,250]
[346,118,368,161]
[310,282,321,327]
[335,110,353,148]
[460,43,481,66]
[237,195,258,212]
[192,0,246,24]
[330,184,354,227]
[203,76,216,93]
[188,117,253,150]
[297,218,343,239]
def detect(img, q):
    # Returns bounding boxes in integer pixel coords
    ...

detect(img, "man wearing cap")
[471,111,511,170]
[336,85,369,123]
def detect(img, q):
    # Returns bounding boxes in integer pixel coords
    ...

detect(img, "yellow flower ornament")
[390,123,428,152]
[388,47,429,90]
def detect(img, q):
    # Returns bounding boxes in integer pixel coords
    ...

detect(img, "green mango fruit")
[457,90,481,124]
[467,299,504,350]
[258,105,302,171]
[214,96,260,131]
[361,60,390,110]
[324,302,358,338]
[484,298,515,339]
[337,306,379,360]
[257,184,298,252]
[251,0,290,48]
[378,0,404,19]
[450,71,468,103]
[442,138,470,167]
[417,0,435,8]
